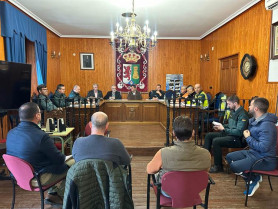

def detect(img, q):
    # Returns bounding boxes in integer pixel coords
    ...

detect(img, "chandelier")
[109,0,158,54]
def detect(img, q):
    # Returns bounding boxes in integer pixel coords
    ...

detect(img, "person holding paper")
[203,95,249,173]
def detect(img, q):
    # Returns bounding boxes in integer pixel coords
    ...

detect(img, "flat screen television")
[0,61,32,110]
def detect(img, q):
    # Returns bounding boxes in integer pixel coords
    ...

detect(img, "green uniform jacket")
[223,106,249,137]
[37,94,57,112]
[52,91,67,107]
[63,159,134,209]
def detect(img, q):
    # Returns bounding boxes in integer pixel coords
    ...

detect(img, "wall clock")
[240,54,257,80]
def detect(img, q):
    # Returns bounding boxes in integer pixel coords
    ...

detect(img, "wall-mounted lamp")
[200,52,210,62]
[51,51,61,59]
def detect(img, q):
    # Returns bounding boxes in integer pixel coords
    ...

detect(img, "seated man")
[53,84,68,108]
[37,84,57,111]
[186,85,196,100]
[149,84,165,100]
[204,95,249,173]
[104,85,122,100]
[72,111,130,165]
[68,85,86,103]
[147,116,211,196]
[194,84,208,109]
[6,102,73,206]
[226,97,277,196]
[127,84,142,100]
[180,85,188,98]
[87,83,103,99]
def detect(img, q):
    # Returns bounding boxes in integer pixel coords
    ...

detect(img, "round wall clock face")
[240,54,256,80]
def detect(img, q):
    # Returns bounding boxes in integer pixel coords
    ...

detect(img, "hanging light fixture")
[109,0,158,54]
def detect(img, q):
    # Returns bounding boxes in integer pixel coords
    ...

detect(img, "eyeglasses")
[41,88,48,91]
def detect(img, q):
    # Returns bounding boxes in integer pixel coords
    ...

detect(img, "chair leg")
[147,174,150,209]
[245,173,252,207]
[39,188,44,209]
[204,183,211,209]
[235,175,238,186]
[268,176,273,191]
[156,185,161,209]
[193,205,197,209]
[11,178,15,209]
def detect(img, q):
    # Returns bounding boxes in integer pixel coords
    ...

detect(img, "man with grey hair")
[72,111,130,164]
[87,83,103,99]
[68,85,85,103]
[104,85,122,100]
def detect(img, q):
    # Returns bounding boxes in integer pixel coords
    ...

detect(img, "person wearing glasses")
[37,84,58,111]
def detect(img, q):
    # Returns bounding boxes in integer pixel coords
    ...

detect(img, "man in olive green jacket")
[53,84,68,108]
[37,84,58,112]
[204,95,249,173]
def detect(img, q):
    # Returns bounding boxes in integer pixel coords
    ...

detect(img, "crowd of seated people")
[4,93,277,207]
[34,82,218,112]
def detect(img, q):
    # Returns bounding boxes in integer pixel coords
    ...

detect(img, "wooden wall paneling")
[46,30,61,93]
[142,103,159,122]
[124,103,142,121]
[104,102,124,121]
[55,38,201,100]
[200,1,278,112]
[148,40,201,92]
[60,38,115,98]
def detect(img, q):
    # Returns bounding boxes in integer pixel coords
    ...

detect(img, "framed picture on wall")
[80,53,94,70]
[271,22,278,60]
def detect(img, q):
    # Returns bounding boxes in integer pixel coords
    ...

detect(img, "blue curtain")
[5,32,25,63]
[0,2,47,84]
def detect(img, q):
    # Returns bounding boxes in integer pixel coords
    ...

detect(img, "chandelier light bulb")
[109,0,157,53]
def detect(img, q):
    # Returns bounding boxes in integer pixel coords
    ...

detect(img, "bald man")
[194,84,209,109]
[72,112,131,165]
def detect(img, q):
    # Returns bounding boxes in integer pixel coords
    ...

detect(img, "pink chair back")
[3,154,35,191]
[161,171,208,208]
[276,126,278,155]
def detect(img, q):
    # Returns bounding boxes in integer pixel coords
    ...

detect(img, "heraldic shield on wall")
[115,47,148,92]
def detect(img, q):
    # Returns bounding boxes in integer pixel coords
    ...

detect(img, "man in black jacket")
[87,83,103,99]
[149,84,165,100]
[53,84,68,107]
[6,102,73,206]
[104,85,122,100]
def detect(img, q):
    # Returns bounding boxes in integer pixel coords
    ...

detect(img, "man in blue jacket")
[226,97,277,197]
[6,102,71,206]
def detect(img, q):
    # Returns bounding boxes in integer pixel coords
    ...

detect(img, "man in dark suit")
[104,85,122,100]
[87,83,103,99]
[127,84,142,100]
[6,102,73,206]
[149,84,165,100]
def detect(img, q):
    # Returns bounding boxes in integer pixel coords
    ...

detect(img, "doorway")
[219,54,238,96]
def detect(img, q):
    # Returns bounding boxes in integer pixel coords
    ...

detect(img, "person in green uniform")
[204,95,249,173]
